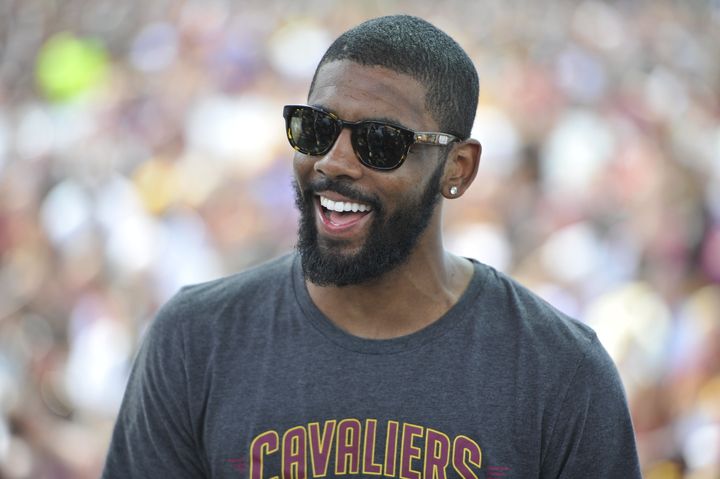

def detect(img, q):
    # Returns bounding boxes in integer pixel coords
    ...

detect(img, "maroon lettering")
[424,429,450,479]
[452,435,482,479]
[363,419,383,474]
[282,426,306,479]
[400,423,424,479]
[384,420,400,476]
[308,421,336,477]
[335,419,361,474]
[250,430,279,479]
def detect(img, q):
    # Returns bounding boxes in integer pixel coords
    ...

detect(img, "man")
[103,15,642,478]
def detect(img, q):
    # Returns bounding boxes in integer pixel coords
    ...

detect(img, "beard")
[294,158,446,287]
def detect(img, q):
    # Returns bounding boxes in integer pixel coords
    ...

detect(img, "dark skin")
[294,60,482,339]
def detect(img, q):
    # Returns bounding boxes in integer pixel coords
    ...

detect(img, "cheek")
[373,177,422,216]
[293,153,314,181]
[384,165,434,198]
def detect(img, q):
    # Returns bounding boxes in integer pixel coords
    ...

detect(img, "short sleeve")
[540,336,642,478]
[102,292,207,478]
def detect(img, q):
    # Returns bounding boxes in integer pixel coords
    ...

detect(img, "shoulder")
[173,253,293,305]
[152,253,296,331]
[472,261,603,364]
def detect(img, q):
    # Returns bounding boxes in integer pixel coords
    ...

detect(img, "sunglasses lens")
[286,107,339,155]
[353,123,410,170]
[284,105,415,170]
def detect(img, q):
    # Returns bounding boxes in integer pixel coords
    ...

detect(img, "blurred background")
[0,0,718,477]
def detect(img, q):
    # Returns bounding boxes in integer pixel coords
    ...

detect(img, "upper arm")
[540,337,641,478]
[102,295,207,478]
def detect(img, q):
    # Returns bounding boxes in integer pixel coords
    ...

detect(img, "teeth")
[320,196,372,213]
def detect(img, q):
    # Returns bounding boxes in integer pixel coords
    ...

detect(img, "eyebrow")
[310,104,411,130]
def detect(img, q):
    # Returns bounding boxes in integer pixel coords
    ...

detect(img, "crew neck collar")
[292,254,488,355]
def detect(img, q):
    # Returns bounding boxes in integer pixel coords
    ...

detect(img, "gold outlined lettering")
[308,420,336,478]
[362,419,383,475]
[334,418,361,475]
[281,426,306,479]
[383,420,400,477]
[399,423,424,479]
[250,430,279,479]
[452,435,482,479]
[423,428,451,479]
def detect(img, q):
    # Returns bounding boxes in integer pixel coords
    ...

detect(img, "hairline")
[307,60,447,132]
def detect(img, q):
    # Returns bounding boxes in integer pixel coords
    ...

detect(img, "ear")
[441,139,481,198]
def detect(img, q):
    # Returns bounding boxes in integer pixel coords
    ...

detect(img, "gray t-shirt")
[102,254,641,478]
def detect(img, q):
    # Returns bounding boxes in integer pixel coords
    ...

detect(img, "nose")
[313,128,364,180]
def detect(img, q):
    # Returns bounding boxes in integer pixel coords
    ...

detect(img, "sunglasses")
[283,104,460,171]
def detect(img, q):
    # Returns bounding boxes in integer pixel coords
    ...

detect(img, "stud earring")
[449,186,458,196]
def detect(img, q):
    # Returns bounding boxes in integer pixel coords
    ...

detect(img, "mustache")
[296,178,382,211]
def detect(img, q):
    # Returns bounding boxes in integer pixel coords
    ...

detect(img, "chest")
[196,341,541,478]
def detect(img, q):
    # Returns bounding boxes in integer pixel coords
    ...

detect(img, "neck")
[305,238,474,339]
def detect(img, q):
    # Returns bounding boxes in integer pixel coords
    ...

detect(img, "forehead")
[308,60,435,130]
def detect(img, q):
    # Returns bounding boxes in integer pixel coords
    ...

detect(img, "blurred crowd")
[0,0,718,477]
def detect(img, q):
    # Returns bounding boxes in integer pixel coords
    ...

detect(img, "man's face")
[293,60,448,286]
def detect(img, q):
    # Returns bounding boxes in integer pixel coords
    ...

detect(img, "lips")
[315,194,373,235]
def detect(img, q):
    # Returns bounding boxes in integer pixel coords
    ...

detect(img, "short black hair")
[309,15,479,140]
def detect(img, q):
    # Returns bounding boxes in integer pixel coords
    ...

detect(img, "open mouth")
[317,195,373,228]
